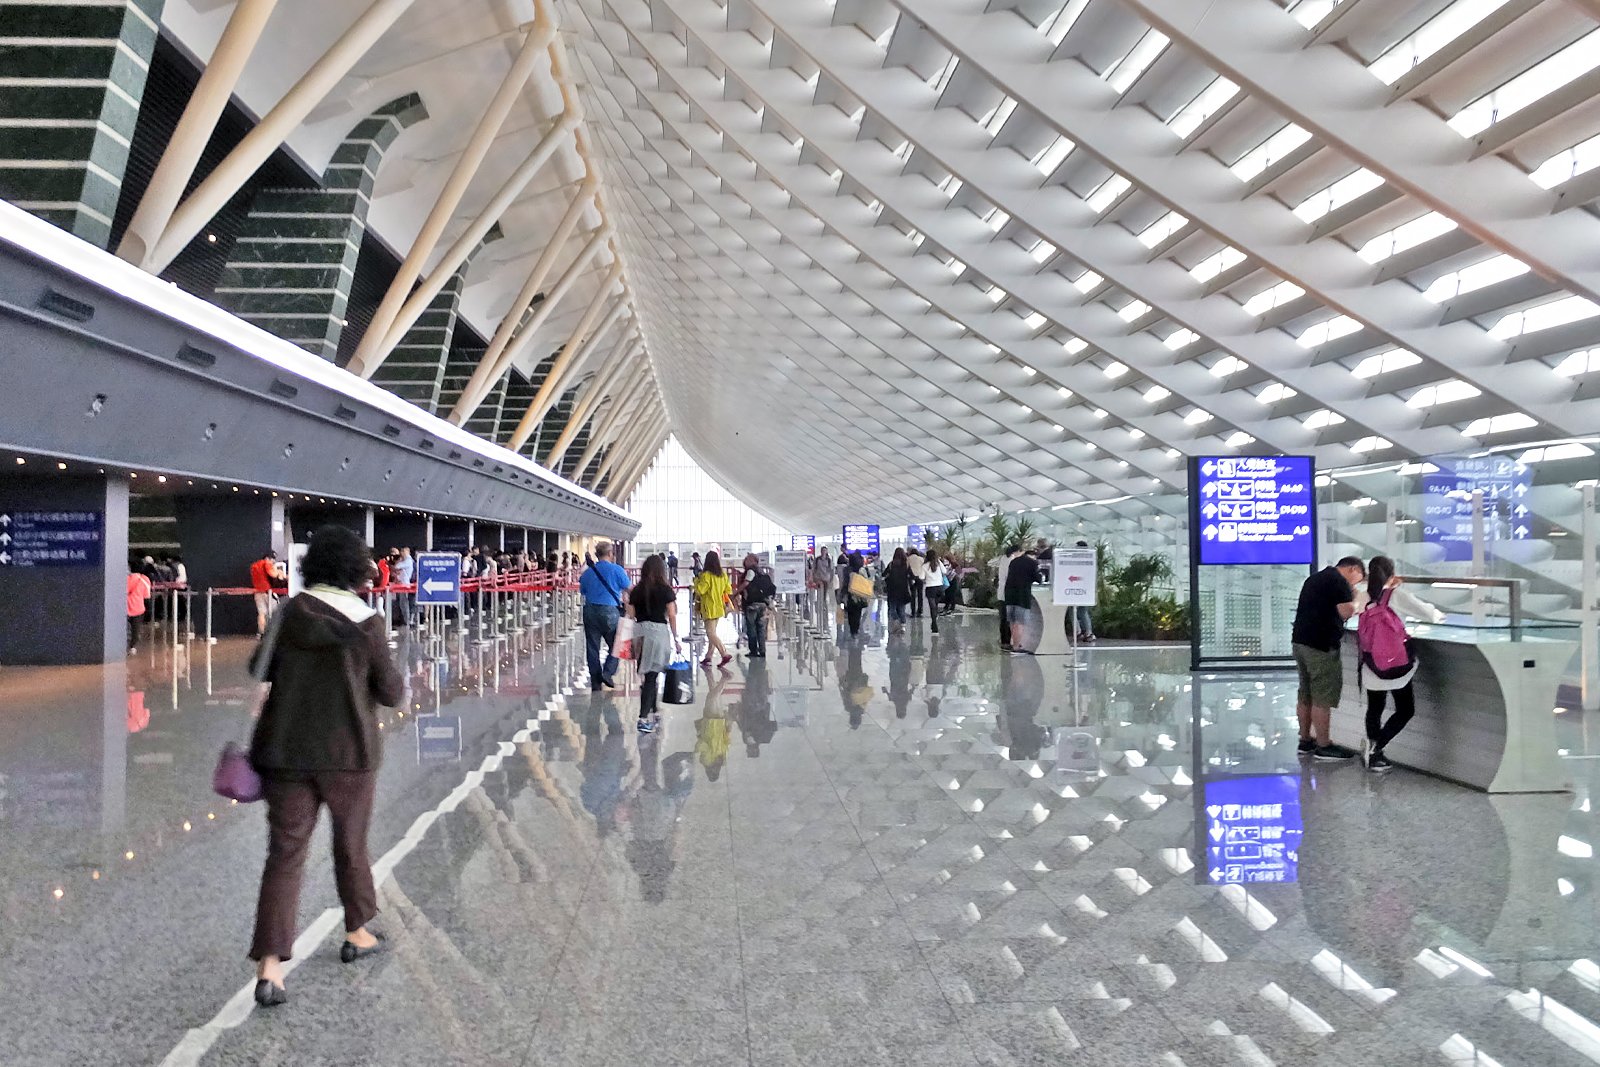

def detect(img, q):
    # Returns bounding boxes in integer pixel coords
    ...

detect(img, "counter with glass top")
[1330,614,1578,793]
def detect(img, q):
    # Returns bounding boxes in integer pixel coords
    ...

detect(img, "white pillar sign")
[1052,547,1097,607]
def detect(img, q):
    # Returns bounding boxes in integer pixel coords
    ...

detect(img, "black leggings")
[926,589,942,631]
[1366,683,1415,750]
[845,600,865,635]
[640,671,659,718]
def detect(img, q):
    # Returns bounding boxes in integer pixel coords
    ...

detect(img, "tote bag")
[663,657,696,704]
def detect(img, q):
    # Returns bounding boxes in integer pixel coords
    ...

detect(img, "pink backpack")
[1357,590,1414,680]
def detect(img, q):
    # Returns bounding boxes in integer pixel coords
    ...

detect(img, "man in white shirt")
[906,547,926,617]
[990,545,1021,650]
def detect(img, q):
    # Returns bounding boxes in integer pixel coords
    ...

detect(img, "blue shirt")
[579,560,631,607]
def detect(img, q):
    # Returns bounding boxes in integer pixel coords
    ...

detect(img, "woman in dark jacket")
[843,552,869,637]
[248,525,405,1007]
[882,547,913,635]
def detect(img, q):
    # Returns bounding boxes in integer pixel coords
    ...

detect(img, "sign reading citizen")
[841,524,880,555]
[1191,456,1315,565]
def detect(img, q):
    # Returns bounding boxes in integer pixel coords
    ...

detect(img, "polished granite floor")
[2,598,1600,1066]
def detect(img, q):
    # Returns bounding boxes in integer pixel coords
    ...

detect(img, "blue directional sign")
[1421,455,1531,562]
[842,524,880,555]
[1201,774,1304,886]
[0,510,103,567]
[415,552,462,606]
[906,524,924,548]
[1192,456,1315,565]
[790,534,815,552]
[416,715,462,763]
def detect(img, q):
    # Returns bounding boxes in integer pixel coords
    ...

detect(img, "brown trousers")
[250,770,378,961]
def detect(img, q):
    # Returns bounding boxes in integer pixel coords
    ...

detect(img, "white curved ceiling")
[162,0,1600,528]
[561,0,1600,529]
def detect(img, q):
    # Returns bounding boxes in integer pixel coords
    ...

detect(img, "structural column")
[0,0,165,248]
[214,94,427,361]
[0,473,130,664]
[171,493,286,637]
[368,225,503,411]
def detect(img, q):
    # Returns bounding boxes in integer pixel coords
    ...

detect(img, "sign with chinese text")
[0,510,103,567]
[842,524,880,555]
[789,534,815,552]
[1421,455,1531,562]
[415,552,462,606]
[1200,774,1303,886]
[1192,456,1315,565]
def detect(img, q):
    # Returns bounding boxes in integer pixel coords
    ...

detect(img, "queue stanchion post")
[205,589,215,645]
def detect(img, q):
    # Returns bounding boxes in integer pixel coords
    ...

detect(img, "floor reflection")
[2,603,1599,1065]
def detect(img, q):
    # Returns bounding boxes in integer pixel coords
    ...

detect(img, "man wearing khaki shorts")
[1291,556,1366,761]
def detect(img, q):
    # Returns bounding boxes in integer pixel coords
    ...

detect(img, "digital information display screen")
[789,534,815,552]
[1193,456,1315,565]
[1200,774,1303,886]
[842,524,880,555]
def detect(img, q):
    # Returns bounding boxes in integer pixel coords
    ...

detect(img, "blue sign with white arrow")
[1200,774,1303,886]
[1192,456,1315,565]
[415,552,462,606]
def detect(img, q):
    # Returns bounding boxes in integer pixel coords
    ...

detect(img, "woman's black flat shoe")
[254,980,287,1007]
[340,933,386,964]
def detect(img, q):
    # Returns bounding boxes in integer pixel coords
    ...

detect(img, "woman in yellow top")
[692,551,733,667]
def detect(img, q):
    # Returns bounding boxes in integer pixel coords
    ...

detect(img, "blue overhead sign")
[790,534,815,552]
[0,510,103,567]
[1193,456,1315,565]
[1201,774,1303,886]
[842,524,880,555]
[1421,456,1531,562]
[415,552,462,606]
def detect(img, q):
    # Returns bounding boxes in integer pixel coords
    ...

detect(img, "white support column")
[450,224,610,424]
[506,261,626,451]
[613,425,667,500]
[597,407,663,488]
[354,111,579,378]
[452,179,594,415]
[571,377,649,479]
[526,298,631,428]
[544,334,639,468]
[149,0,421,273]
[347,13,556,375]
[592,409,653,488]
[117,0,280,269]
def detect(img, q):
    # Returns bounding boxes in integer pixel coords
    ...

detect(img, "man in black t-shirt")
[1292,556,1367,761]
[741,564,777,658]
[1004,547,1041,653]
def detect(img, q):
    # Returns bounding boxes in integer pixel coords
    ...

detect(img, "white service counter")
[1331,624,1578,793]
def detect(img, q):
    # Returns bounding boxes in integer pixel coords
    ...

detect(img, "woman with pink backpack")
[1355,555,1444,772]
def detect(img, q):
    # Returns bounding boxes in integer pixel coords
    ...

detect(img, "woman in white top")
[923,551,948,634]
[1354,555,1443,773]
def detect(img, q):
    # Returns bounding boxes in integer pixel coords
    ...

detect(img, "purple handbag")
[213,607,281,804]
[213,742,263,803]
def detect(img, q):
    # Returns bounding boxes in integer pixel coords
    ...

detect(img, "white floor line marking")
[157,699,562,1067]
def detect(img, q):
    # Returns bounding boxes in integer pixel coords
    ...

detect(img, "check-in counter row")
[1331,619,1578,793]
